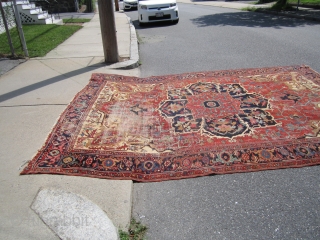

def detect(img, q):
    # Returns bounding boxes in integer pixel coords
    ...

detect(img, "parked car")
[123,0,138,10]
[138,0,179,25]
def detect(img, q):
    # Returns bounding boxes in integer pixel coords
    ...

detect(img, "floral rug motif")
[21,65,320,182]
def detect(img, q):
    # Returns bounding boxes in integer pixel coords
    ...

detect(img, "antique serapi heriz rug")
[21,65,320,182]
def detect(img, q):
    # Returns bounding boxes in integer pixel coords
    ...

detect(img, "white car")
[123,0,138,10]
[138,0,179,25]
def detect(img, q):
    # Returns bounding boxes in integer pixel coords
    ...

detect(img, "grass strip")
[247,0,320,11]
[257,0,320,4]
[63,18,91,23]
[0,24,82,58]
[288,0,320,4]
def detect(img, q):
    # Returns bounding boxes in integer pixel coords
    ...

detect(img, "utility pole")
[98,0,119,63]
[115,0,119,11]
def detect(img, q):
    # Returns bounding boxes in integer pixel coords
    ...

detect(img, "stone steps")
[16,0,62,25]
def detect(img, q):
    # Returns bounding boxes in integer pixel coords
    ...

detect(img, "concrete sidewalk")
[0,9,139,240]
[38,11,139,69]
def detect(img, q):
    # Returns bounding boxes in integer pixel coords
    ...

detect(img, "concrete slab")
[0,56,139,239]
[0,4,140,238]
[0,58,139,104]
[32,188,118,240]
[90,56,106,65]
[0,58,26,76]
[118,32,130,58]
[43,45,104,59]
[42,12,131,60]
[0,95,133,239]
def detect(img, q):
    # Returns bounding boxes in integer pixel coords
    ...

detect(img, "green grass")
[248,0,320,11]
[119,218,148,240]
[257,0,320,4]
[63,18,91,23]
[255,0,275,4]
[92,0,97,12]
[256,0,320,5]
[288,0,320,4]
[241,6,258,11]
[0,24,82,58]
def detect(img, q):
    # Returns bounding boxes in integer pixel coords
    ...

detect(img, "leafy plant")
[92,0,97,11]
[119,218,148,240]
[79,0,86,7]
[271,0,295,10]
[241,6,258,11]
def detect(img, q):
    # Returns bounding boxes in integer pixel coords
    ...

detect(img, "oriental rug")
[21,65,320,182]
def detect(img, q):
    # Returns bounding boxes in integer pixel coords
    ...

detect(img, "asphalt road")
[125,3,320,240]
[126,3,320,76]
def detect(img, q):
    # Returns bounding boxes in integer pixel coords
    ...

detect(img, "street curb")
[256,9,320,22]
[110,16,140,70]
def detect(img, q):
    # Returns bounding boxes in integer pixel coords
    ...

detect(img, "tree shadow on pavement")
[191,11,319,29]
[0,62,105,103]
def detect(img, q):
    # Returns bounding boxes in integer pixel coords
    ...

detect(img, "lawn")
[257,0,320,4]
[0,24,82,58]
[63,18,91,23]
[288,0,320,4]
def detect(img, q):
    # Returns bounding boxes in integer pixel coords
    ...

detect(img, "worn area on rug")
[21,65,320,182]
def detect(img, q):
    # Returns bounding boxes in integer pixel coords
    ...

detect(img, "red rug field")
[21,65,320,181]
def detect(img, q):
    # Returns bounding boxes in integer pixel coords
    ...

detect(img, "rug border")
[21,160,320,182]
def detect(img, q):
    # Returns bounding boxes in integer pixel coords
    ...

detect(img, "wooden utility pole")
[98,0,119,63]
[115,0,119,11]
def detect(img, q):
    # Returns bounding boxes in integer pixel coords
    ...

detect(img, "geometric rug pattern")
[21,65,320,181]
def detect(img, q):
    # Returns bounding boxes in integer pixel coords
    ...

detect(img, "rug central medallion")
[72,81,277,154]
[159,82,276,139]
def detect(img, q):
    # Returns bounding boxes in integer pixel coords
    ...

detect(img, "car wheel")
[172,19,179,24]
